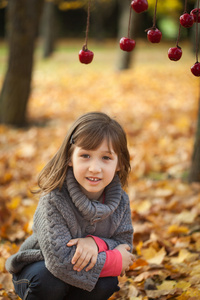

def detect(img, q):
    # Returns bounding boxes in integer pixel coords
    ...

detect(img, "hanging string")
[128,2,132,39]
[176,23,182,48]
[184,0,188,13]
[195,0,200,62]
[152,0,158,28]
[84,0,91,50]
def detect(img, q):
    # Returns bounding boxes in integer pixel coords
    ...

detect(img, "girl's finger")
[75,253,91,271]
[71,247,83,265]
[85,255,97,272]
[67,238,78,246]
[73,252,88,270]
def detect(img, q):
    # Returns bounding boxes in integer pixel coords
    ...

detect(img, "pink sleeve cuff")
[87,235,108,252]
[100,249,122,277]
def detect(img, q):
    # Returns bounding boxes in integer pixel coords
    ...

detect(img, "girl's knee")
[94,277,120,299]
[30,266,69,299]
[13,261,69,300]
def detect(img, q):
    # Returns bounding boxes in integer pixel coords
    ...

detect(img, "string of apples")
[79,0,200,77]
[79,0,94,64]
[168,0,200,77]
[145,0,162,43]
[119,0,148,52]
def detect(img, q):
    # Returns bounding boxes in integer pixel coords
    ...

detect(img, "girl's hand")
[115,244,135,276]
[67,237,98,272]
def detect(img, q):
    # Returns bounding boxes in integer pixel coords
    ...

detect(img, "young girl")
[6,112,134,300]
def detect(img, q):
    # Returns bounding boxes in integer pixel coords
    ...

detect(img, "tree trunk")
[189,97,200,183]
[42,1,57,58]
[116,0,141,70]
[0,0,44,126]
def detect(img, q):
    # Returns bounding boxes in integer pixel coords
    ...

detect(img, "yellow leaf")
[175,281,191,291]
[0,172,12,184]
[170,249,191,264]
[168,224,189,234]
[157,280,176,290]
[0,257,5,272]
[154,188,174,198]
[6,196,21,210]
[141,246,166,264]
[175,210,198,224]
[136,241,143,256]
[174,116,191,134]
[134,199,151,214]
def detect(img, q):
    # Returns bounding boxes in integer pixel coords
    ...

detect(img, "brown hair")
[36,112,130,194]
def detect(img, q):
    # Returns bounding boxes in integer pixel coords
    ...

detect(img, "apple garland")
[145,0,162,43]
[191,0,200,76]
[79,0,200,77]
[79,0,94,64]
[119,0,148,53]
[167,0,200,77]
[119,1,136,52]
[168,23,182,61]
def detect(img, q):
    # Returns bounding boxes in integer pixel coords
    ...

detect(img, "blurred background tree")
[0,0,44,126]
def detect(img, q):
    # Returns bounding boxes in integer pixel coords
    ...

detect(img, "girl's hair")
[36,112,131,194]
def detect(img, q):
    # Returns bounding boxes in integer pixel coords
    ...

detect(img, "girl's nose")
[89,160,101,173]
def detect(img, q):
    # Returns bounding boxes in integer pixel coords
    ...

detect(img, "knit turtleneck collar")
[66,167,122,224]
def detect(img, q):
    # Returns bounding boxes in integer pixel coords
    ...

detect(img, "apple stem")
[128,2,132,39]
[84,0,91,51]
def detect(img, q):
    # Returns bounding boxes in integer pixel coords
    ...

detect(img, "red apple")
[190,8,200,23]
[180,13,194,28]
[147,28,162,43]
[191,62,200,76]
[119,37,136,52]
[168,47,182,61]
[79,49,94,64]
[131,0,148,13]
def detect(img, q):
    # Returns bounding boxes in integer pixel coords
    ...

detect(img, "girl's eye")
[81,154,90,159]
[102,156,111,161]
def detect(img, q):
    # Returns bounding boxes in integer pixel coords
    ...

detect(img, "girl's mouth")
[87,177,101,182]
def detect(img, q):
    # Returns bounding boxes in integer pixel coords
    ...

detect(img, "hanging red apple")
[180,13,194,28]
[79,48,94,64]
[168,47,182,61]
[131,0,148,13]
[191,62,200,76]
[190,8,200,23]
[119,37,136,52]
[147,28,162,43]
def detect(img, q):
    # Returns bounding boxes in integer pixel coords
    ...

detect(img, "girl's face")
[69,139,120,200]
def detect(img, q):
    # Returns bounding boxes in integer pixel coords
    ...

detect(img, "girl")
[6,112,134,300]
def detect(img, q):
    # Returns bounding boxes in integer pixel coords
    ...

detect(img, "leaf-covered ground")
[0,39,200,300]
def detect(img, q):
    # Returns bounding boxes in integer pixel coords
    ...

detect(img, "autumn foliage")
[0,40,200,299]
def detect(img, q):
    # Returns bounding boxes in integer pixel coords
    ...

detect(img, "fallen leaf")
[141,246,166,264]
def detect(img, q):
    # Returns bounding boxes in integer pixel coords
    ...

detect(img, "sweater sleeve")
[88,237,122,278]
[100,249,122,277]
[33,193,106,292]
[87,235,108,252]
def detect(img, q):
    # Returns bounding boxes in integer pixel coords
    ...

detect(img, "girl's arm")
[88,236,134,277]
[33,193,106,292]
[67,236,134,277]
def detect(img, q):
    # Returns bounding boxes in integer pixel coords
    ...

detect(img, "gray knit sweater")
[6,168,133,292]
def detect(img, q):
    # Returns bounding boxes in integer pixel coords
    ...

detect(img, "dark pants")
[13,261,120,300]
